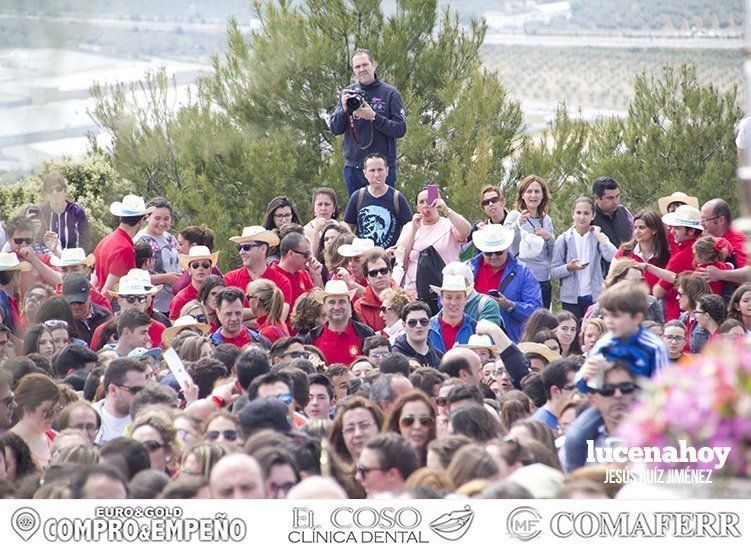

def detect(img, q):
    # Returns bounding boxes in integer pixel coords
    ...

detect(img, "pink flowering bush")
[619,337,751,477]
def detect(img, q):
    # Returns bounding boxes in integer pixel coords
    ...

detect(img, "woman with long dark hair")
[613,209,670,290]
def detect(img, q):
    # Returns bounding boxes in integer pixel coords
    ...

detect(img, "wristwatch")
[508,301,516,313]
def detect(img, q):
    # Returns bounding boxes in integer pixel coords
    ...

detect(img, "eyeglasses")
[41,405,62,419]
[435,396,448,407]
[594,382,640,397]
[662,334,686,343]
[274,213,293,220]
[269,481,297,494]
[277,393,293,405]
[115,383,144,395]
[121,295,148,304]
[190,261,212,270]
[2,392,14,407]
[406,318,429,328]
[700,215,720,224]
[290,248,310,258]
[369,350,390,359]
[367,267,390,278]
[379,306,393,313]
[342,420,375,435]
[142,440,165,453]
[484,250,506,257]
[399,415,433,428]
[71,423,98,433]
[561,384,577,391]
[481,195,501,207]
[189,313,208,323]
[236,243,263,252]
[357,464,384,478]
[13,237,33,245]
[204,430,238,442]
[43,319,68,329]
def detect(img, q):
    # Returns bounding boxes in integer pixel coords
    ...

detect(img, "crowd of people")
[0,48,747,501]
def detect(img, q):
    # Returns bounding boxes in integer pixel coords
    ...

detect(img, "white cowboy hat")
[321,280,356,300]
[472,224,515,254]
[0,252,32,272]
[658,191,699,216]
[661,205,703,230]
[109,269,161,297]
[161,315,211,347]
[337,238,375,257]
[517,342,561,365]
[519,230,545,260]
[49,247,94,268]
[430,274,473,296]
[229,226,280,246]
[178,245,219,269]
[109,195,155,217]
[456,334,500,356]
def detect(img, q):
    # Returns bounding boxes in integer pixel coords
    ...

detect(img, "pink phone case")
[427,184,439,205]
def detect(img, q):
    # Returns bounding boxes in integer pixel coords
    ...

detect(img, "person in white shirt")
[93,357,148,445]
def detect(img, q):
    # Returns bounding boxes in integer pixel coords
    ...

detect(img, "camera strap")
[348,113,375,150]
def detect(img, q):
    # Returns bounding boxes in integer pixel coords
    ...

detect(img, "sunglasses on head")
[204,430,238,441]
[44,319,68,329]
[399,415,433,428]
[406,318,429,328]
[190,261,212,270]
[13,237,33,245]
[236,243,263,252]
[121,295,148,304]
[594,382,639,397]
[367,267,390,278]
[142,440,164,452]
[481,195,501,207]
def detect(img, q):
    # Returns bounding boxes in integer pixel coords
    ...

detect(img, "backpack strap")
[355,187,366,215]
[393,189,401,217]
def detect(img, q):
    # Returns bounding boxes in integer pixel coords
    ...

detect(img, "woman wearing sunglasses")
[383,390,436,465]
[202,412,243,449]
[9,372,62,469]
[169,246,220,320]
[130,407,180,476]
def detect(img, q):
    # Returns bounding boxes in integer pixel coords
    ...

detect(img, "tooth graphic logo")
[11,507,41,542]
[429,505,474,541]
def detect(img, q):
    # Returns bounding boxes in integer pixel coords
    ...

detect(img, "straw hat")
[109,195,155,217]
[661,205,703,230]
[456,334,500,356]
[321,280,357,300]
[658,191,699,216]
[229,226,280,246]
[161,315,211,347]
[471,224,514,254]
[109,269,161,297]
[50,247,94,268]
[337,238,375,257]
[0,253,32,272]
[430,274,473,296]
[178,245,219,269]
[517,342,561,365]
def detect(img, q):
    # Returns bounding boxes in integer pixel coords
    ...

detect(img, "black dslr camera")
[344,89,367,113]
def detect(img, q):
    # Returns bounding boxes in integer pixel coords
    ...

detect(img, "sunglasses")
[13,237,33,245]
[277,393,293,405]
[121,295,148,304]
[481,195,501,207]
[290,248,310,258]
[399,415,433,428]
[204,430,238,442]
[379,306,393,313]
[406,318,430,328]
[236,243,263,252]
[142,440,165,452]
[116,383,144,395]
[190,261,212,270]
[41,405,62,419]
[484,250,506,257]
[283,350,309,360]
[44,319,68,329]
[190,313,208,323]
[367,267,390,278]
[594,382,639,397]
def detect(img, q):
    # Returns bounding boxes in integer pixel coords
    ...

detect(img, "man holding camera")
[329,49,407,196]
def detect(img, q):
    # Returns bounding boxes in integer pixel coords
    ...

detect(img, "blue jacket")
[428,312,477,354]
[466,253,542,343]
[329,78,407,168]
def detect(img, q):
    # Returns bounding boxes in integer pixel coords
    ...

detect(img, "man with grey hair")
[442,261,502,327]
[209,453,265,499]
[369,373,413,414]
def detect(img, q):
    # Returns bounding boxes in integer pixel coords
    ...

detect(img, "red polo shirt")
[93,227,135,289]
[724,228,748,268]
[474,258,506,295]
[658,237,698,321]
[221,328,250,348]
[224,265,293,305]
[439,314,463,351]
[312,321,362,366]
[91,318,166,350]
[271,263,314,307]
[255,315,290,343]
[169,283,199,320]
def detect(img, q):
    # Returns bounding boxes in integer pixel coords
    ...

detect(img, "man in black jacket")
[329,49,407,196]
[393,301,443,368]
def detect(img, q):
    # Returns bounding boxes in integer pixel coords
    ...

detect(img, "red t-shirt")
[221,328,251,348]
[657,237,698,321]
[694,261,732,295]
[474,258,505,295]
[271,263,314,308]
[255,315,290,343]
[169,283,199,320]
[724,228,748,268]
[613,246,663,291]
[224,265,293,306]
[93,227,135,289]
[313,321,362,366]
[439,314,463,351]
[91,318,166,350]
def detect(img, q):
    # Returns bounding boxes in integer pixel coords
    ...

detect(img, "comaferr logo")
[429,505,474,541]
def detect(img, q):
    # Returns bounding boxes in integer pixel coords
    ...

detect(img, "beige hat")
[229,226,280,246]
[49,247,95,268]
[472,224,514,254]
[321,280,356,300]
[337,238,375,257]
[517,342,561,365]
[109,195,155,217]
[161,315,211,347]
[658,191,699,216]
[0,253,32,272]
[430,274,473,296]
[661,205,703,231]
[109,269,161,297]
[505,463,564,499]
[178,245,219,269]
[456,334,500,356]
